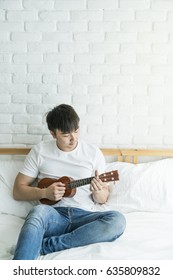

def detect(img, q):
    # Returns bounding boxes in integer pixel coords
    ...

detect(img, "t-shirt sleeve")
[20,145,39,178]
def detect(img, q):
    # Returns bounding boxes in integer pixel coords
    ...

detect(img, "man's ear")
[50,131,56,138]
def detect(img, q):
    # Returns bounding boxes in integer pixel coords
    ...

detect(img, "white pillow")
[0,160,36,218]
[106,158,173,213]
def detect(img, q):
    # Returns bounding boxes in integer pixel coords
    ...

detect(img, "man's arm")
[91,171,109,204]
[13,172,65,202]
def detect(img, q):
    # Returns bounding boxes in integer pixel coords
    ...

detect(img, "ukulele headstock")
[99,170,119,183]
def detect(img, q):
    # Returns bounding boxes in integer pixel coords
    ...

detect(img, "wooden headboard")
[1,147,173,164]
[101,148,173,163]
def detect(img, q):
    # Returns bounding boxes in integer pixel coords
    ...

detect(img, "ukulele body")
[38,176,76,205]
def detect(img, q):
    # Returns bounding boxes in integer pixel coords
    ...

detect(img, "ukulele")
[37,170,119,205]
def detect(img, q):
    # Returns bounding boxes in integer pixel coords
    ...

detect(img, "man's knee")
[25,204,52,225]
[105,210,126,240]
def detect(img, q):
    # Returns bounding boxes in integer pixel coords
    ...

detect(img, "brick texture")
[0,0,173,148]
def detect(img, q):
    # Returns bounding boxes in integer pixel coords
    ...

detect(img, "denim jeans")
[13,205,126,260]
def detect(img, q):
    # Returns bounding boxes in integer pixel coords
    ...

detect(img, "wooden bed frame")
[1,147,173,164]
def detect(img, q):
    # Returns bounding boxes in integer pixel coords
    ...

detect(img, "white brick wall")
[1,0,173,148]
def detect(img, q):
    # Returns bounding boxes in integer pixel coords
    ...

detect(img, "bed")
[0,147,173,260]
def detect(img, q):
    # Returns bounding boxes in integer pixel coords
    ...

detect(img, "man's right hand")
[43,182,66,202]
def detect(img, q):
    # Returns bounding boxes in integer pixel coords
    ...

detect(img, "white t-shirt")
[20,139,106,211]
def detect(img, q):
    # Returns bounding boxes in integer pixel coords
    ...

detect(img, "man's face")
[51,128,80,152]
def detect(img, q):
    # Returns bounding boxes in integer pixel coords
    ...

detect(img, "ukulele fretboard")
[67,177,94,189]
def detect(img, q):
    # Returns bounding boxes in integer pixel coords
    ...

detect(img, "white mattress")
[1,211,173,260]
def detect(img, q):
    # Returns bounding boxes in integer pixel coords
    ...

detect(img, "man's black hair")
[46,104,80,133]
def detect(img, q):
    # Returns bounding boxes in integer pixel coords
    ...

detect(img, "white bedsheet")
[1,212,173,260]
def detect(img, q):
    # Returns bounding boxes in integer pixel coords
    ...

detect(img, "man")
[12,104,126,260]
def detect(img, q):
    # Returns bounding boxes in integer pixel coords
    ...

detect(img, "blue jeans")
[13,205,126,260]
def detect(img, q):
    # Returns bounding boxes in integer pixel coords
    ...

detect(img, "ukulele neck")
[66,170,119,190]
[67,177,94,189]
